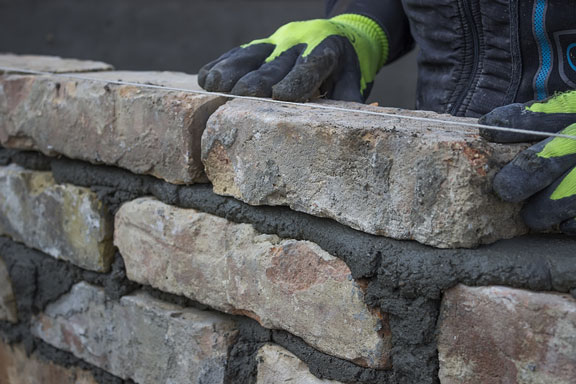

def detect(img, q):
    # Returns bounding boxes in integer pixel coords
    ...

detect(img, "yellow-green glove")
[480,92,576,234]
[198,14,389,103]
[480,90,576,143]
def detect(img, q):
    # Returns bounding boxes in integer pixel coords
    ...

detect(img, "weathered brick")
[0,53,112,74]
[438,285,576,384]
[114,197,391,369]
[0,165,113,272]
[0,256,17,323]
[0,71,225,184]
[256,344,343,384]
[32,282,238,384]
[202,99,529,248]
[0,341,99,384]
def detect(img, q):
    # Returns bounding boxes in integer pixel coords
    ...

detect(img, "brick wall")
[0,54,575,384]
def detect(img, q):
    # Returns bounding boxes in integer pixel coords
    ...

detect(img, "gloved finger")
[493,125,576,202]
[230,45,303,98]
[272,44,339,102]
[560,218,576,235]
[198,47,241,89]
[325,36,364,103]
[479,103,576,143]
[522,166,576,231]
[329,66,364,103]
[201,43,275,92]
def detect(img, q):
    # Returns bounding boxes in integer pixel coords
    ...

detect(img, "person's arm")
[326,0,414,64]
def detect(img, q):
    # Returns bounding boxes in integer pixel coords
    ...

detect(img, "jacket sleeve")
[326,0,414,64]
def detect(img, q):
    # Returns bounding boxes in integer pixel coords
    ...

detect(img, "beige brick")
[0,71,225,184]
[0,341,99,384]
[0,165,113,272]
[438,285,576,384]
[256,344,343,384]
[115,197,391,369]
[32,282,238,384]
[0,53,112,74]
[202,99,529,248]
[0,256,17,323]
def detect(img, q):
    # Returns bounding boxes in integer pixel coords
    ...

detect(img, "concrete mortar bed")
[0,55,575,384]
[1,150,575,384]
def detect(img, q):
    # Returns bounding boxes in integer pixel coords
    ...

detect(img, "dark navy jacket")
[327,0,576,117]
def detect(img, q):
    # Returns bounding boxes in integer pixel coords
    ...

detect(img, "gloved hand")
[198,14,389,103]
[480,91,576,234]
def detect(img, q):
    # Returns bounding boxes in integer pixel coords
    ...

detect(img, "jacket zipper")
[451,0,480,115]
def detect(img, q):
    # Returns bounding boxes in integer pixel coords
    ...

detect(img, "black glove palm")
[481,91,576,234]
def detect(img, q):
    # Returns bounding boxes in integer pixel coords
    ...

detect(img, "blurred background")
[0,0,418,108]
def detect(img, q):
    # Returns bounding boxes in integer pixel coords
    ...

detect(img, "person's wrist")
[330,13,389,69]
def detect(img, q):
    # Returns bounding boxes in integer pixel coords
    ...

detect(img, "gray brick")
[0,165,113,272]
[32,282,238,384]
[202,99,529,248]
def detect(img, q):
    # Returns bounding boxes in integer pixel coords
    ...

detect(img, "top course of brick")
[0,54,530,248]
[0,54,225,184]
[0,53,113,74]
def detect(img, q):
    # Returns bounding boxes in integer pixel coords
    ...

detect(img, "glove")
[198,14,389,103]
[479,90,576,143]
[480,91,576,234]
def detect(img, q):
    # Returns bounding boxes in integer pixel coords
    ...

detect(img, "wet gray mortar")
[1,150,576,384]
[0,233,388,384]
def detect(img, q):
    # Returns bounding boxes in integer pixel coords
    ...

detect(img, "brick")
[0,165,113,272]
[256,344,343,384]
[0,256,17,323]
[202,99,529,248]
[0,341,99,384]
[0,71,225,184]
[32,282,238,384]
[438,285,576,384]
[114,197,390,369]
[0,53,113,74]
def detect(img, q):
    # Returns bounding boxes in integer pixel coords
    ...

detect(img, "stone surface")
[0,341,99,384]
[438,285,576,384]
[0,256,17,323]
[80,70,208,89]
[115,197,390,369]
[0,71,225,184]
[256,344,343,384]
[32,282,238,384]
[0,53,113,74]
[0,165,113,272]
[202,99,529,248]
